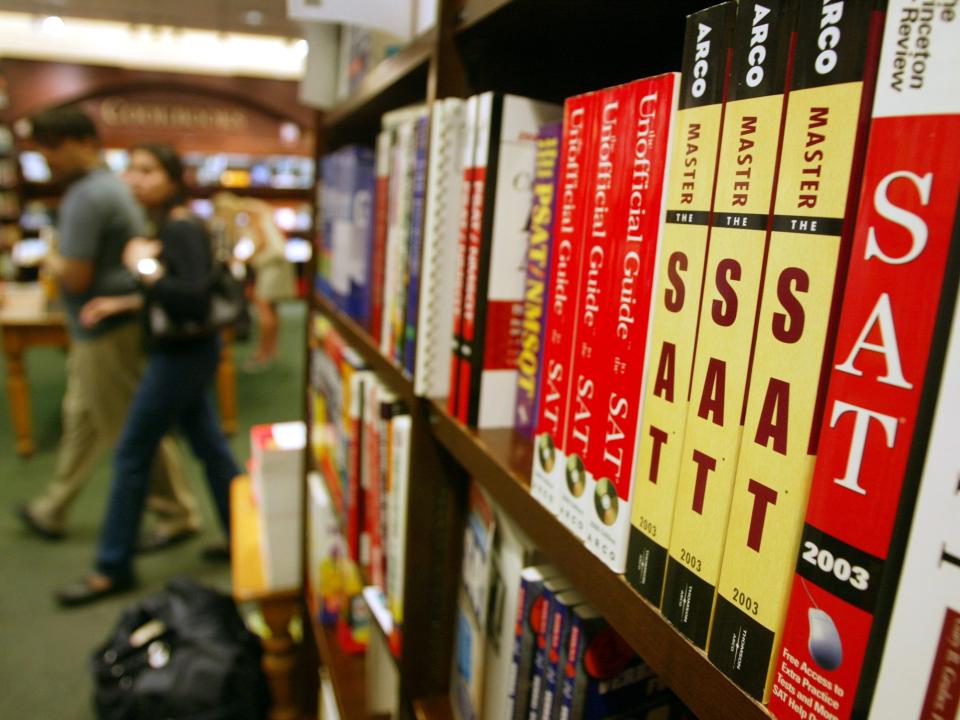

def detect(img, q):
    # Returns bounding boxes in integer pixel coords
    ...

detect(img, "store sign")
[99,98,248,132]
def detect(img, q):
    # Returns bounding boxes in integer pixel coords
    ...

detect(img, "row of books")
[314,92,563,423]
[524,0,959,718]
[307,315,412,654]
[452,480,693,720]
[312,1,959,716]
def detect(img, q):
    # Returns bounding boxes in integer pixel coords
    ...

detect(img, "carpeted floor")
[0,300,305,718]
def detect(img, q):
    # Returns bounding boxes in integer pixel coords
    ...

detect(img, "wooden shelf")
[428,401,772,720]
[309,616,369,720]
[413,696,454,720]
[322,31,434,146]
[186,185,312,200]
[313,291,416,407]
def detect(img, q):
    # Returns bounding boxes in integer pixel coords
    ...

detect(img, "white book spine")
[386,413,412,623]
[869,287,960,719]
[415,97,467,397]
[474,94,562,428]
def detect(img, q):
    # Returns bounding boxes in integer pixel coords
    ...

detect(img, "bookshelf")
[304,2,775,719]
[310,289,772,720]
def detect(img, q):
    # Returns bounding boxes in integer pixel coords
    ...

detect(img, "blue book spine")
[529,585,563,720]
[403,115,430,376]
[318,154,338,302]
[353,147,376,328]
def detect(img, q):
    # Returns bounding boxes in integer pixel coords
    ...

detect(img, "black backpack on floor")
[91,578,270,720]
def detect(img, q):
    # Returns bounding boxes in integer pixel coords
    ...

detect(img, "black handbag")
[91,578,269,720]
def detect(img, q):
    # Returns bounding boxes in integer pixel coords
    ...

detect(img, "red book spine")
[370,131,391,338]
[531,93,598,515]
[364,381,384,590]
[587,74,679,572]
[448,97,479,418]
[346,372,367,569]
[458,166,486,424]
[769,3,960,716]
[558,86,625,540]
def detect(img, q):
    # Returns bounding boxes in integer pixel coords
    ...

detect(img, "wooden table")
[231,476,301,720]
[0,282,238,456]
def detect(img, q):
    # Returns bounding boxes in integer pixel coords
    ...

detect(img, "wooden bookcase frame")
[302,2,776,719]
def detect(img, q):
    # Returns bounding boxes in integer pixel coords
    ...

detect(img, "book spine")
[766,3,960,716]
[541,593,580,720]
[467,94,563,428]
[380,127,405,356]
[869,247,960,720]
[387,412,412,625]
[586,73,679,573]
[558,86,626,542]
[515,122,563,439]
[394,121,419,363]
[369,129,392,337]
[403,114,430,376]
[374,395,390,592]
[625,0,737,604]
[509,571,549,720]
[567,614,661,720]
[340,151,362,318]
[559,610,586,720]
[461,92,497,426]
[317,154,337,302]
[528,583,565,720]
[364,379,383,590]
[661,0,797,646]
[355,148,376,329]
[459,92,496,425]
[531,94,597,516]
[707,0,886,702]
[317,329,349,516]
[453,585,485,720]
[348,369,371,571]
[448,95,480,418]
[457,483,497,720]
[415,98,467,398]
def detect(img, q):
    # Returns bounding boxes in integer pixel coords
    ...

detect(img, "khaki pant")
[28,322,200,534]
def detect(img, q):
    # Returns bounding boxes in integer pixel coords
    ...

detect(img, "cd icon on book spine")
[594,478,618,526]
[537,433,556,473]
[566,454,586,497]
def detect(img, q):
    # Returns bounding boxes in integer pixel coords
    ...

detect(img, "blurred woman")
[56,144,241,606]
[213,192,296,371]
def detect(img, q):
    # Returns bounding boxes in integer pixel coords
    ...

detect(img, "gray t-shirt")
[58,167,145,339]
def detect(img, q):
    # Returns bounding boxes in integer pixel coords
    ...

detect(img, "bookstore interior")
[1,0,958,719]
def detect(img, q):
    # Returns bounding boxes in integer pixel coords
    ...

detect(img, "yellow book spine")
[710,77,870,702]
[626,101,724,602]
[663,89,788,647]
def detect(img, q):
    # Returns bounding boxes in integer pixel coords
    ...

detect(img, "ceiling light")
[293,38,308,58]
[40,15,65,35]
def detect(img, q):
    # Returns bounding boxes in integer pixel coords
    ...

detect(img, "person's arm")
[78,293,143,328]
[43,252,94,294]
[54,183,103,294]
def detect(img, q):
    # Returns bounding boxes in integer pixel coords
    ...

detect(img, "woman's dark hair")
[31,107,99,148]
[131,142,187,212]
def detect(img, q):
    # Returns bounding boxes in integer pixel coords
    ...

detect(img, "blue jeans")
[96,337,240,582]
